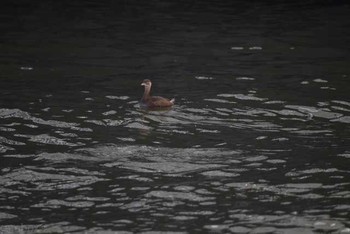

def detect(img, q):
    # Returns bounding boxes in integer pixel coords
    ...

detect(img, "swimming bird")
[140,79,175,109]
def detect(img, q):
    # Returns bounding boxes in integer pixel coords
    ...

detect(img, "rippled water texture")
[1,1,350,233]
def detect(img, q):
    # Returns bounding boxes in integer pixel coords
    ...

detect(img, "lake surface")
[1,1,350,233]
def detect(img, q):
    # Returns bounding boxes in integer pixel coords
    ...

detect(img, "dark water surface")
[1,1,350,233]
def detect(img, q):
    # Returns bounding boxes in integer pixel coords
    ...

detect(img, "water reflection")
[1,143,349,232]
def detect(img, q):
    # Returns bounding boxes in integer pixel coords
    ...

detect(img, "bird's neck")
[142,86,151,102]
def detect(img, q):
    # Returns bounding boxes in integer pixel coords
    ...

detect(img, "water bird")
[140,79,175,109]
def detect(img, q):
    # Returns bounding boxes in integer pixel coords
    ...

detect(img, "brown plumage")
[140,79,175,109]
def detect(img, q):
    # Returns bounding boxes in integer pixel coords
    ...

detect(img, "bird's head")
[141,79,152,88]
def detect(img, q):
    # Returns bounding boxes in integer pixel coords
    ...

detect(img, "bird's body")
[140,79,175,109]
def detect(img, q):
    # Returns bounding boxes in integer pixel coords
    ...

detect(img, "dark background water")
[0,0,350,233]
